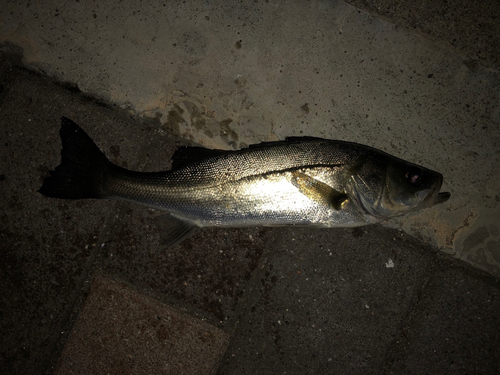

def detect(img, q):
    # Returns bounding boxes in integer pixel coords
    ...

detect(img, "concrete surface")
[55,275,229,375]
[1,62,499,375]
[217,228,500,374]
[1,0,499,278]
[1,1,500,374]
[346,0,500,69]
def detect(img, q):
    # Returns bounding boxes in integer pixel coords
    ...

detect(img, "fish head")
[347,154,450,220]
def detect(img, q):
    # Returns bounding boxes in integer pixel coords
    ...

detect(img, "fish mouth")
[435,191,451,204]
[428,173,450,205]
[423,174,450,207]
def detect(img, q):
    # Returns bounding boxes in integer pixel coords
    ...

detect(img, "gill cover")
[347,154,449,219]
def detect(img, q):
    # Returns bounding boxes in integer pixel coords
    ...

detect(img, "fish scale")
[39,117,450,246]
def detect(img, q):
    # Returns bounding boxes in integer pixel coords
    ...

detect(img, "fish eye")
[406,167,422,185]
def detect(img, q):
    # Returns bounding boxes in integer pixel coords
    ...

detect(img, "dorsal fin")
[248,136,326,149]
[171,137,327,169]
[171,146,228,169]
[284,136,325,142]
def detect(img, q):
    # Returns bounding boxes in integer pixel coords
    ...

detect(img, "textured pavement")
[1,62,499,375]
[1,0,500,278]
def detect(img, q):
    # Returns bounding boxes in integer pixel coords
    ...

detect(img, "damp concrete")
[1,1,500,374]
[1,0,499,278]
[1,61,499,375]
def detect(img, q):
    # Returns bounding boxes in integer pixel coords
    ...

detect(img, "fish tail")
[39,117,112,199]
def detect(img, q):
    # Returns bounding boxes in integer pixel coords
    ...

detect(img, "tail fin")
[39,117,112,199]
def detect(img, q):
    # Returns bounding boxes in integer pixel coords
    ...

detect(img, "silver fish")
[40,117,450,246]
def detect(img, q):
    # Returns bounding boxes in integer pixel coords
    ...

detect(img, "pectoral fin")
[291,172,348,210]
[153,214,198,247]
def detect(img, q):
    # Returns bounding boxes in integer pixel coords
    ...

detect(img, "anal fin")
[153,214,198,247]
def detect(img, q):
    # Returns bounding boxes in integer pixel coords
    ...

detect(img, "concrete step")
[1,62,499,375]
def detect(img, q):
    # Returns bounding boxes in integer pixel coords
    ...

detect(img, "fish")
[39,117,450,246]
